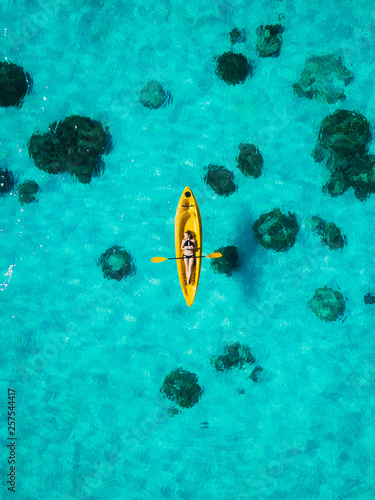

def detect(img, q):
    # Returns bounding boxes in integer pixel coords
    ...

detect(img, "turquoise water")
[1,0,375,498]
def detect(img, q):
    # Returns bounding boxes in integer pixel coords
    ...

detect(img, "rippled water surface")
[1,0,375,498]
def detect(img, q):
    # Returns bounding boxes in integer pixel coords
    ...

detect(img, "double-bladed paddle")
[151,252,222,263]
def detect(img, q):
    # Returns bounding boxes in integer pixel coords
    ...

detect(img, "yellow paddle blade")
[151,257,168,263]
[207,252,222,258]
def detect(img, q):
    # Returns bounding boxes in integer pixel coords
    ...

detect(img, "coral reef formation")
[17,180,39,205]
[160,368,203,408]
[293,55,353,103]
[167,407,181,417]
[306,216,346,250]
[211,245,239,276]
[253,208,299,252]
[215,52,252,85]
[229,28,247,45]
[314,110,370,158]
[0,168,15,196]
[249,365,264,383]
[312,110,375,200]
[97,246,136,281]
[236,143,263,178]
[256,24,283,58]
[139,81,167,109]
[28,115,111,183]
[0,61,32,107]
[364,293,375,305]
[309,286,346,321]
[211,342,255,371]
[204,164,236,196]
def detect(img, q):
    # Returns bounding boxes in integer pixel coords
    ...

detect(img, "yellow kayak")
[175,187,202,307]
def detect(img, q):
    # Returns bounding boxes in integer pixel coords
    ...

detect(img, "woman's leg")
[184,257,190,284]
[187,257,194,284]
[187,258,191,284]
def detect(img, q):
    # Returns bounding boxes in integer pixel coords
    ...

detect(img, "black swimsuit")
[183,239,195,258]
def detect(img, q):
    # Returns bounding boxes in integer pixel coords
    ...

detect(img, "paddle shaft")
[151,252,221,263]
[169,254,212,261]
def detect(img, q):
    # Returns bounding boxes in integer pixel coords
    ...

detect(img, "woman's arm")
[181,239,186,250]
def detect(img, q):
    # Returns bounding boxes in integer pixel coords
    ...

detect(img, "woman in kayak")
[181,231,196,285]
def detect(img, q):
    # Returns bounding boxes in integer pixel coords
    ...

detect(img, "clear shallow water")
[1,0,375,498]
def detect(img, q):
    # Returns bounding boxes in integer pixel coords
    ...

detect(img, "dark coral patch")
[28,115,111,184]
[309,286,346,322]
[316,110,371,158]
[160,368,203,409]
[256,24,283,58]
[364,293,375,305]
[253,208,299,252]
[0,168,15,196]
[307,216,346,250]
[211,245,239,276]
[17,180,39,205]
[55,115,110,183]
[0,61,32,107]
[167,407,181,417]
[215,52,252,85]
[97,245,136,282]
[249,366,264,383]
[211,342,255,372]
[293,55,353,104]
[321,222,346,250]
[204,164,236,196]
[229,28,247,45]
[139,81,167,109]
[313,110,375,200]
[28,131,62,175]
[236,143,263,178]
